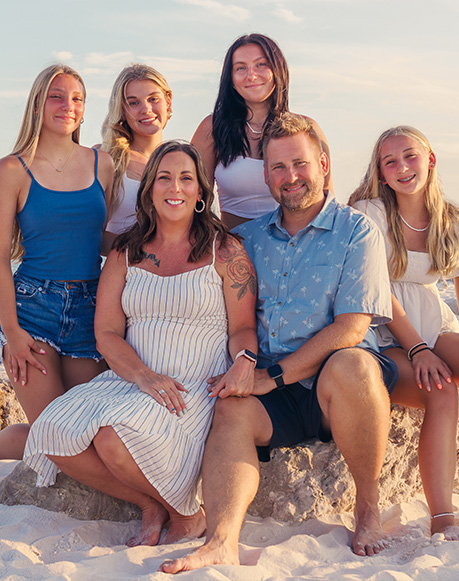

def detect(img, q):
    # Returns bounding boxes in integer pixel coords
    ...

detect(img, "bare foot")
[127,501,169,547]
[431,515,459,541]
[159,538,239,574]
[352,505,387,556]
[160,507,206,545]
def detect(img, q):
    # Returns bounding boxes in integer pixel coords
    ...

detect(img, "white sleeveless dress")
[353,198,459,348]
[23,250,229,515]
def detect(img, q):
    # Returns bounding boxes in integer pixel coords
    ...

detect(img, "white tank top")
[106,174,140,234]
[215,156,278,219]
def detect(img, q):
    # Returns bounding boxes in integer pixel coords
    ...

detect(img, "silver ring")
[158,389,165,395]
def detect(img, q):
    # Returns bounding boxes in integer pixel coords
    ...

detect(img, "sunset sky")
[1,0,458,203]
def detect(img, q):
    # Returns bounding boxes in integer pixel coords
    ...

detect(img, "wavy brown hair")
[349,125,459,279]
[115,141,233,264]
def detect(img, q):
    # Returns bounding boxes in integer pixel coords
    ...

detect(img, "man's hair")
[262,112,322,159]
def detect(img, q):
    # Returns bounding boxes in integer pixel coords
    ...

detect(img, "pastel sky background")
[1,0,458,203]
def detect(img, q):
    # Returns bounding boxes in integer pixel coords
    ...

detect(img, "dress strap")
[212,233,218,266]
[125,248,129,269]
[15,154,34,180]
[92,148,99,177]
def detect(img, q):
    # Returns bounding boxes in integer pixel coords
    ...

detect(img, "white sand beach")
[1,457,459,579]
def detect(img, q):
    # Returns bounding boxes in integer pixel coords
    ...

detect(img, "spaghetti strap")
[211,233,218,266]
[92,148,99,177]
[125,248,129,269]
[15,154,34,179]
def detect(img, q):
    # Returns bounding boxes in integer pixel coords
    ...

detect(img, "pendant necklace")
[38,146,74,172]
[399,214,429,232]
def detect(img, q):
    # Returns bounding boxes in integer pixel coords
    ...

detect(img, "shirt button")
[271,332,276,337]
[283,272,288,277]
[278,302,282,306]
[289,242,294,247]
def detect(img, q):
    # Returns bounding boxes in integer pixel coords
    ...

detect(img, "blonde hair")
[262,112,322,158]
[100,64,172,216]
[349,125,459,279]
[11,64,86,260]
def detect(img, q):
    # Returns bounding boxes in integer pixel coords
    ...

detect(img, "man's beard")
[278,177,324,211]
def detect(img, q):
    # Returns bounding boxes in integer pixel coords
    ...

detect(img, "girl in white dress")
[24,141,258,546]
[101,64,172,254]
[350,125,459,539]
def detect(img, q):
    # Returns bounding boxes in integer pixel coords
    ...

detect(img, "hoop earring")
[195,199,205,213]
[80,118,85,125]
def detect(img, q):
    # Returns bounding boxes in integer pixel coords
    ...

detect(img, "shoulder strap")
[92,148,99,177]
[212,233,218,266]
[15,154,34,179]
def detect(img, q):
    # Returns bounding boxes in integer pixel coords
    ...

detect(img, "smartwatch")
[267,363,285,387]
[235,349,258,365]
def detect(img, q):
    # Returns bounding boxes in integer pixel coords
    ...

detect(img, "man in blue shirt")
[161,113,398,574]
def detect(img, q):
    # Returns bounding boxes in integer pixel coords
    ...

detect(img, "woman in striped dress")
[24,141,258,546]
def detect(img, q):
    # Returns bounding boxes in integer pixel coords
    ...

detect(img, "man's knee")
[318,348,384,401]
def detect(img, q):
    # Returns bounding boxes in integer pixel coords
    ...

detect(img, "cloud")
[53,51,74,62]
[272,5,303,23]
[177,0,250,21]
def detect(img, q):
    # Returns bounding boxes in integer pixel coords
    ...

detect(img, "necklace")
[38,146,74,172]
[399,214,429,232]
[246,121,263,135]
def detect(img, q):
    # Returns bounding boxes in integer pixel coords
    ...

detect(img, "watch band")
[235,349,257,365]
[267,364,285,388]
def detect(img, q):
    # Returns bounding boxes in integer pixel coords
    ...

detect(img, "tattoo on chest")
[142,251,161,268]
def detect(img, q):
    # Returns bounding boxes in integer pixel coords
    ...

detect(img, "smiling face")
[379,135,435,199]
[231,43,275,105]
[123,79,171,138]
[152,151,202,223]
[42,74,85,136]
[264,132,328,212]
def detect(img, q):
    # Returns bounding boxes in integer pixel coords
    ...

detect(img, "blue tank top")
[15,149,106,281]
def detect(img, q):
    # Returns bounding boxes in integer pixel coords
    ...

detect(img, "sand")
[1,458,458,580]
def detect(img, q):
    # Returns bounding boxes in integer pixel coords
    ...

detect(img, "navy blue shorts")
[0,273,102,363]
[256,347,398,462]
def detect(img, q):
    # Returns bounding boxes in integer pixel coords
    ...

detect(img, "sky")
[1,0,458,203]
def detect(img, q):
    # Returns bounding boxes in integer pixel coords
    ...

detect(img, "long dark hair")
[115,141,232,264]
[213,33,289,167]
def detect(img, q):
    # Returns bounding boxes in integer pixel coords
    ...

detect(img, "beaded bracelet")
[407,341,428,361]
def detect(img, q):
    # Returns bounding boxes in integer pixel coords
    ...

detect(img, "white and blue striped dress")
[23,251,229,515]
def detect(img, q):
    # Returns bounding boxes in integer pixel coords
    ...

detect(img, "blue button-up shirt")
[235,194,392,388]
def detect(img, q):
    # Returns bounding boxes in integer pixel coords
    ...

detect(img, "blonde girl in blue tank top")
[0,64,114,460]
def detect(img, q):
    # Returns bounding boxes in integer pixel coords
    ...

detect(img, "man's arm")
[253,311,372,394]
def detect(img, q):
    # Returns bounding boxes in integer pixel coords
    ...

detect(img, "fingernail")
[39,349,46,354]
[22,380,25,386]
[162,402,167,407]
[447,378,452,383]
[426,385,431,392]
[178,410,184,418]
[14,376,17,383]
[183,408,188,414]
[42,370,47,375]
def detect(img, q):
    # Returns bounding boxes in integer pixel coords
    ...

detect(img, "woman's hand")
[411,348,452,391]
[207,357,255,399]
[137,370,188,417]
[6,327,47,386]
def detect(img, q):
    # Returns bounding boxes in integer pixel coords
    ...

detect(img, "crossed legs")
[161,348,391,573]
[48,426,205,546]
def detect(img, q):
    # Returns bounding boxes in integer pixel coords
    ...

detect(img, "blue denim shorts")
[0,273,102,363]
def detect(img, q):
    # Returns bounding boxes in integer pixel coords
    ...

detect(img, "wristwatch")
[235,349,258,365]
[267,363,285,387]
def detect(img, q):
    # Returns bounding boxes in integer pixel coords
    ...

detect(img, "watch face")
[268,364,283,379]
